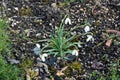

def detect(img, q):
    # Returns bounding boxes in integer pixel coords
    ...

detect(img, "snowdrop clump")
[65,17,72,25]
[84,25,94,42]
[72,50,79,56]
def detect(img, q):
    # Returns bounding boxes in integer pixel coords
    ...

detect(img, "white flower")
[86,35,94,42]
[40,53,48,62]
[65,17,72,25]
[36,44,40,48]
[72,50,79,56]
[84,26,90,32]
[42,53,48,57]
[14,7,18,11]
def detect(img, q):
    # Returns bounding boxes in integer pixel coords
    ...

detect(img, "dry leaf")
[105,39,113,47]
[56,66,68,76]
[25,69,31,80]
[56,71,65,76]
[61,66,68,72]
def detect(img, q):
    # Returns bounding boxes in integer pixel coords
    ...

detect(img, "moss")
[70,61,82,70]
[58,2,69,8]
[20,6,31,16]
[0,53,25,80]
[20,57,34,69]
[29,69,36,79]
[0,19,9,53]
[65,61,82,76]
[0,19,25,80]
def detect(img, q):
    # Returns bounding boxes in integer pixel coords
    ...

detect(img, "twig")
[106,29,120,36]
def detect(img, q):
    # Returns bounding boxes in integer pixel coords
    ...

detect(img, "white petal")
[65,18,72,25]
[86,35,94,42]
[14,7,18,11]
[75,51,78,56]
[36,44,40,48]
[72,50,76,55]
[42,53,48,57]
[68,19,72,25]
[78,44,82,48]
[84,26,90,32]
[40,55,46,62]
[72,50,79,56]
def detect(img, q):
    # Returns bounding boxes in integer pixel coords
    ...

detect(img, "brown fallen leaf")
[25,69,31,80]
[56,71,65,76]
[105,39,113,47]
[56,66,68,76]
[61,66,68,72]
[25,69,30,76]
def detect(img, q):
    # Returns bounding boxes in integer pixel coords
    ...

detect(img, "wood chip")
[105,39,113,47]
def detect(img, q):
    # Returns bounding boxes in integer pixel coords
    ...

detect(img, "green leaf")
[113,40,120,45]
[63,50,73,54]
[43,49,58,53]
[63,42,78,49]
[63,35,79,44]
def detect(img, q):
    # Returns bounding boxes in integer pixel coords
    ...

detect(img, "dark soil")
[0,0,120,80]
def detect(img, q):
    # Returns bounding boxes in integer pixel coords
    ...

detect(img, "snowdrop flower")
[65,17,72,25]
[42,53,48,57]
[40,53,48,62]
[72,50,79,56]
[86,35,94,42]
[14,7,18,11]
[36,44,40,48]
[84,26,90,32]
